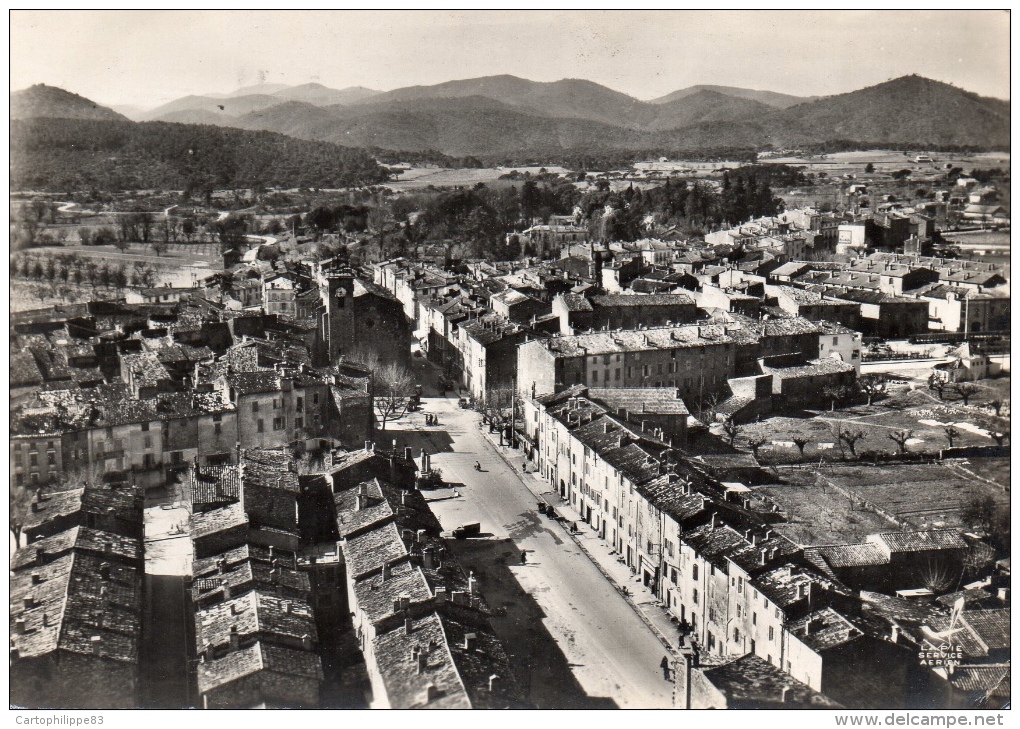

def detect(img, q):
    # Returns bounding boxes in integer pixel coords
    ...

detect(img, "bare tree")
[858,374,887,406]
[721,418,741,446]
[990,431,1009,446]
[888,429,913,455]
[988,399,1005,417]
[792,437,809,459]
[838,427,867,458]
[953,381,980,406]
[371,362,415,430]
[920,558,959,595]
[746,434,768,459]
[943,424,960,448]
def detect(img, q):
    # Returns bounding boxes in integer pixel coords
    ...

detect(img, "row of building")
[520,388,1010,709]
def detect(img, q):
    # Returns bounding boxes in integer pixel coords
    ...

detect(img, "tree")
[721,418,741,446]
[928,374,946,401]
[858,374,887,406]
[888,429,913,455]
[864,163,875,174]
[370,362,415,430]
[990,431,1009,446]
[943,424,960,448]
[891,169,912,181]
[838,427,867,458]
[747,435,768,460]
[150,238,169,257]
[10,479,39,542]
[953,381,980,406]
[823,385,847,411]
[792,437,809,459]
[113,233,132,253]
[78,228,93,246]
[962,494,997,534]
[988,399,1005,417]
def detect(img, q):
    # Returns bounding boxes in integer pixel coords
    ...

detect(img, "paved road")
[387,398,673,709]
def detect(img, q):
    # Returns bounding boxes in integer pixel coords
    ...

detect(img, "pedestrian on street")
[661,655,671,681]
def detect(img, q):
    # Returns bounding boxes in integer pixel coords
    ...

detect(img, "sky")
[10,10,1012,109]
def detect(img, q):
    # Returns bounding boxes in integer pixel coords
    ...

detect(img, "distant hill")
[776,74,1011,148]
[10,84,129,122]
[10,112,389,192]
[211,83,291,98]
[651,85,816,109]
[645,90,774,131]
[140,93,286,122]
[273,83,382,106]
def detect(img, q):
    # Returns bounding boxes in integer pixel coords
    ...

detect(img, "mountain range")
[10,74,1010,160]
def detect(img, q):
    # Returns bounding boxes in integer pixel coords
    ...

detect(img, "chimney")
[365,441,374,453]
[464,632,477,651]
[355,494,366,511]
[417,648,428,674]
[404,446,413,461]
[229,626,240,651]
[301,633,312,651]
[15,618,26,634]
[780,686,790,703]
[423,548,436,570]
[221,579,231,600]
[997,588,1010,603]
[283,600,292,615]
[404,616,414,635]
[468,571,477,594]
[760,550,767,566]
[710,513,717,529]
[217,557,228,574]
[434,586,448,603]
[35,547,46,564]
[24,597,36,610]
[488,674,500,692]
[31,572,42,585]
[890,625,900,644]
[91,635,102,656]
[416,529,426,544]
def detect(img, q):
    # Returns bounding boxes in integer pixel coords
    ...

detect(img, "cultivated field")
[383,166,570,191]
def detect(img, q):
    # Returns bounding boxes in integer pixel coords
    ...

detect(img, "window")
[752,612,757,625]
[29,453,38,467]
[47,452,56,465]
[592,371,598,382]
[141,422,149,432]
[313,393,319,405]
[257,420,264,433]
[213,413,222,422]
[671,568,677,584]
[692,564,698,581]
[143,454,154,469]
[273,417,285,431]
[144,436,152,449]
[768,626,774,641]
[750,639,756,655]
[296,397,303,410]
[733,628,741,642]
[252,402,259,413]
[214,423,222,436]
[295,417,303,430]
[833,336,839,345]
[273,398,280,409]
[738,576,743,594]
[614,368,620,381]
[736,604,742,618]
[692,589,699,604]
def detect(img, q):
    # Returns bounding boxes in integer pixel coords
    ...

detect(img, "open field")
[29,243,222,288]
[756,475,895,546]
[738,379,1010,461]
[383,166,571,191]
[767,461,1008,537]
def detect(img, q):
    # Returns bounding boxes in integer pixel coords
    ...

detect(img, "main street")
[386,396,673,709]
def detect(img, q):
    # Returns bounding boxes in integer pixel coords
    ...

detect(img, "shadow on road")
[447,537,619,710]
[382,429,457,454]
